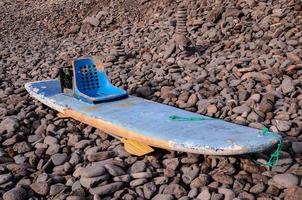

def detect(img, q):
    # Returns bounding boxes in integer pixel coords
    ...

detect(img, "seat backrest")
[73,58,110,96]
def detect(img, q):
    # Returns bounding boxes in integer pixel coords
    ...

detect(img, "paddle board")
[25,80,281,155]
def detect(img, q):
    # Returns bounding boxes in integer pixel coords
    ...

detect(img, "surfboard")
[25,80,281,155]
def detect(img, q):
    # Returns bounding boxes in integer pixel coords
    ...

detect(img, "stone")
[212,174,234,185]
[0,173,12,184]
[130,178,148,187]
[247,111,263,122]
[66,25,80,35]
[51,153,68,166]
[238,192,255,200]
[3,187,27,200]
[266,185,280,196]
[211,193,224,200]
[285,186,302,200]
[131,172,152,179]
[207,104,218,114]
[281,77,295,94]
[87,151,115,162]
[218,188,235,200]
[69,153,81,166]
[80,165,106,178]
[104,164,125,176]
[0,117,19,134]
[163,183,187,198]
[232,105,251,114]
[113,174,131,182]
[292,142,302,154]
[46,143,60,155]
[275,120,291,132]
[83,16,100,27]
[49,183,67,196]
[173,33,190,50]
[272,155,293,173]
[190,174,209,188]
[163,43,176,59]
[258,102,273,113]
[13,142,31,154]
[249,182,265,194]
[36,173,49,182]
[143,181,157,199]
[74,140,91,149]
[272,173,299,188]
[136,86,152,98]
[44,136,58,145]
[64,161,72,172]
[89,182,124,196]
[160,86,174,99]
[68,135,80,146]
[66,196,85,200]
[152,194,174,200]
[130,160,146,173]
[154,176,168,185]
[163,158,179,170]
[188,188,198,198]
[3,134,24,146]
[181,165,199,184]
[30,181,49,195]
[196,187,211,200]
[80,174,110,188]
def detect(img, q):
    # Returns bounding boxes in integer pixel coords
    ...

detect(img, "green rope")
[266,140,282,167]
[256,128,282,167]
[259,127,271,136]
[169,115,212,121]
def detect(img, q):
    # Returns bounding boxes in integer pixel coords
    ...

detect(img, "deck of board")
[25,80,281,155]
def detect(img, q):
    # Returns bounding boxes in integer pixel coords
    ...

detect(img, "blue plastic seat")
[72,57,127,103]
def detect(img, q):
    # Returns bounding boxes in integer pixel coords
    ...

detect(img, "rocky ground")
[0,0,302,199]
